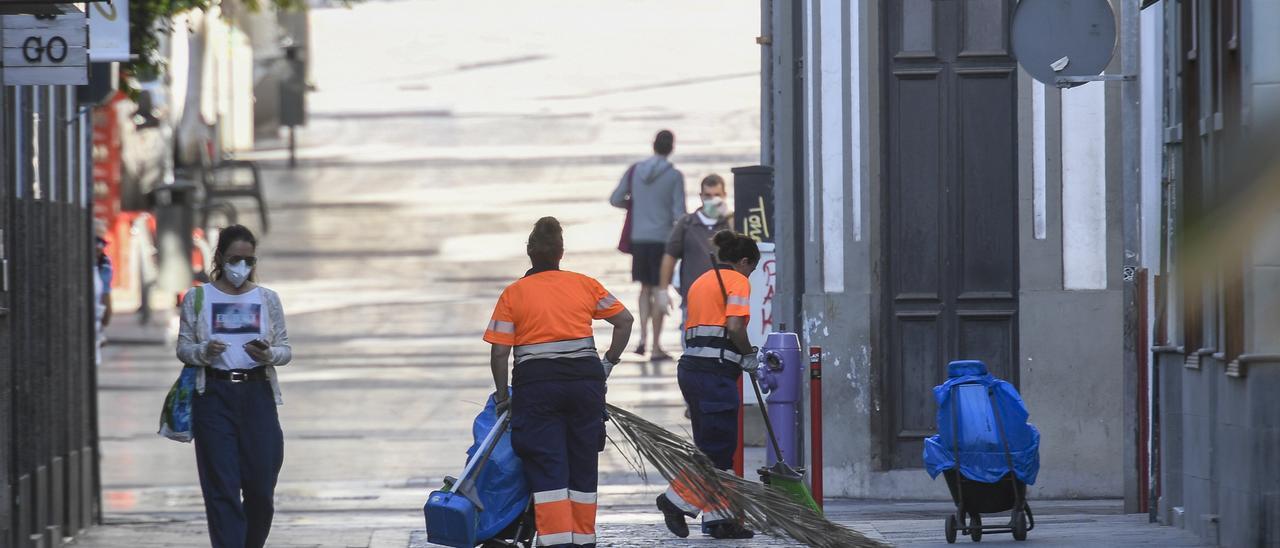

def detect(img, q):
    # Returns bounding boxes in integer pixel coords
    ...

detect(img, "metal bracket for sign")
[63,104,92,126]
[1054,74,1137,88]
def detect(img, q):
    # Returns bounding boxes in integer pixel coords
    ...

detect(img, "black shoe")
[634,344,647,356]
[655,494,689,538]
[709,522,755,540]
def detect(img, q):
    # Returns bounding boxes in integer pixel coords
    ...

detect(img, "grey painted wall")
[1156,352,1184,526]
[1247,214,1280,354]
[1018,291,1125,497]
[1248,0,1280,125]
[768,0,1129,499]
[1246,0,1280,354]
[1159,356,1280,547]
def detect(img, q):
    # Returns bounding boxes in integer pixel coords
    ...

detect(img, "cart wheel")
[945,514,958,544]
[969,513,982,542]
[1012,510,1028,541]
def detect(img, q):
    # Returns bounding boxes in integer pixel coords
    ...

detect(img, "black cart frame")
[942,383,1036,543]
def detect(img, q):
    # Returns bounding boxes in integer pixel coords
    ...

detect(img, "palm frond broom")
[605,403,888,548]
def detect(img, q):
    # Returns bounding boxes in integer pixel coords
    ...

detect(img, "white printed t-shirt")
[205,285,266,370]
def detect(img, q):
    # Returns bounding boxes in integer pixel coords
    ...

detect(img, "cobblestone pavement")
[77,500,1206,547]
[77,1,1206,547]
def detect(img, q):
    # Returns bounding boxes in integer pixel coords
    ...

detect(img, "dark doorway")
[879,0,1020,469]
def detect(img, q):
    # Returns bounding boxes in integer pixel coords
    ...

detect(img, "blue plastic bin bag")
[424,393,529,547]
[468,394,529,541]
[923,360,1041,485]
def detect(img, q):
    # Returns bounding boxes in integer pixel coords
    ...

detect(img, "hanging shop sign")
[2,11,89,85]
[87,0,129,62]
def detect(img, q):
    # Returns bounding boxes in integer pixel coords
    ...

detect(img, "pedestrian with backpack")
[175,224,293,548]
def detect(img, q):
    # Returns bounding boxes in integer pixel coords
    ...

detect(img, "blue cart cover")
[923,360,1041,485]
[469,394,531,541]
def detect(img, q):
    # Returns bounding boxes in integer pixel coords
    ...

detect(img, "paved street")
[79,1,1205,546]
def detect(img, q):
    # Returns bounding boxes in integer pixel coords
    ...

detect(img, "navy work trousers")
[510,378,606,547]
[677,363,740,470]
[192,377,284,548]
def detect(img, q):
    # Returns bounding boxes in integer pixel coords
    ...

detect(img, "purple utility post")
[758,331,804,468]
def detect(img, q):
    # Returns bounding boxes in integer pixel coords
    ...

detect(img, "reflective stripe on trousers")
[514,337,597,365]
[664,479,734,525]
[532,488,597,546]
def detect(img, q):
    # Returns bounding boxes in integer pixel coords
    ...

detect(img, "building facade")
[0,80,101,548]
[761,0,1278,543]
[1146,0,1280,545]
[762,0,1133,502]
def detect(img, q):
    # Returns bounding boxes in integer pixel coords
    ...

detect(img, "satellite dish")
[1012,0,1117,88]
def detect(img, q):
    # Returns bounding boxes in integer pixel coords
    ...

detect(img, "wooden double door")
[880,0,1020,468]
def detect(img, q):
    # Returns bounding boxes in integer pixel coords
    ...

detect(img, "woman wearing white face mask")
[176,224,292,548]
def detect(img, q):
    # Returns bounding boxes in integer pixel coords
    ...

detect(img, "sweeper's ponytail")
[713,230,760,266]
[527,216,564,269]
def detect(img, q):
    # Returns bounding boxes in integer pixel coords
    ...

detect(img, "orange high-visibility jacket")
[484,269,625,384]
[682,266,750,365]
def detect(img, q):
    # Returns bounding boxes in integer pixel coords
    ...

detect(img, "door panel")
[900,0,935,55]
[957,313,1016,381]
[881,0,1019,469]
[961,0,1008,56]
[956,69,1018,297]
[890,71,944,300]
[897,315,944,438]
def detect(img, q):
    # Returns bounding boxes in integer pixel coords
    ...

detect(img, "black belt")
[208,368,269,383]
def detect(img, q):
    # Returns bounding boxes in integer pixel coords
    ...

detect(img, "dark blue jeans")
[193,377,284,548]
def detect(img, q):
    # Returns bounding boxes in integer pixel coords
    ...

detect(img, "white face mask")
[701,196,726,218]
[224,262,253,288]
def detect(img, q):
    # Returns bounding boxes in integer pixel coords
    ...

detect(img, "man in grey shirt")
[610,130,686,361]
[658,174,732,345]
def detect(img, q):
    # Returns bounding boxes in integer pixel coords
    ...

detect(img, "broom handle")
[749,369,787,463]
[451,411,510,512]
[710,255,733,365]
[708,254,786,463]
[456,410,510,488]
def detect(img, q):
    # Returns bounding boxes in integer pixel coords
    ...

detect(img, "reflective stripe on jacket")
[682,267,750,364]
[484,269,625,381]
